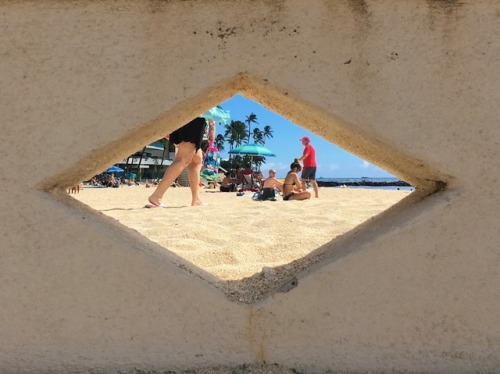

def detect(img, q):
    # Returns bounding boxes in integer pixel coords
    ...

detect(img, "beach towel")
[200,142,219,182]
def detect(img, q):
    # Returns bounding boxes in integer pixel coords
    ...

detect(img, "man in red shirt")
[298,136,319,198]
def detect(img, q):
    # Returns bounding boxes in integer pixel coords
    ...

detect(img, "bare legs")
[187,149,203,206]
[301,179,319,198]
[148,142,203,207]
[289,190,311,200]
[311,180,319,198]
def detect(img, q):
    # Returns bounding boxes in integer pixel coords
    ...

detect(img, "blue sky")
[216,94,395,180]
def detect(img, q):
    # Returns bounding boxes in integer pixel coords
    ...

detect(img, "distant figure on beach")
[255,170,265,186]
[106,173,118,188]
[220,172,236,192]
[298,136,319,198]
[234,167,244,186]
[67,184,80,194]
[254,168,283,201]
[146,117,215,208]
[282,159,311,201]
[262,169,283,192]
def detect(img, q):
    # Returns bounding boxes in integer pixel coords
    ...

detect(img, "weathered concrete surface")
[0,0,499,373]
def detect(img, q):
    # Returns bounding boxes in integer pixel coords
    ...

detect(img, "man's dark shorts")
[301,167,317,181]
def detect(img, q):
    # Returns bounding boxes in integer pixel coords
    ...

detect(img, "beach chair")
[241,173,260,191]
[242,173,253,188]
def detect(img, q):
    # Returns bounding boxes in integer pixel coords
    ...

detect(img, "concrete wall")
[1,0,499,372]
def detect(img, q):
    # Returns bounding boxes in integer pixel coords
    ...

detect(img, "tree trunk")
[136,146,146,182]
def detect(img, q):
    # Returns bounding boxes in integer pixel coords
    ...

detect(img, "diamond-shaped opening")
[43,73,446,304]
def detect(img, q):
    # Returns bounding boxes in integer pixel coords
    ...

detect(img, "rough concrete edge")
[237,73,451,192]
[36,187,234,303]
[36,71,451,305]
[37,74,246,191]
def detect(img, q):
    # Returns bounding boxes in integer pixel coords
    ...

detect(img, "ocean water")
[344,185,415,191]
[316,177,415,191]
[317,177,400,183]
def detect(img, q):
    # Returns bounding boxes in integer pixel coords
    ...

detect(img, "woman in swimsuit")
[147,117,214,207]
[282,159,311,201]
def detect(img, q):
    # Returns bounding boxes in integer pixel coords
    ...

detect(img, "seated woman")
[220,172,236,192]
[255,170,264,187]
[234,167,244,186]
[282,159,311,201]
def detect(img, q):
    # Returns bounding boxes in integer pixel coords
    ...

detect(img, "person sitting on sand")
[262,169,283,193]
[255,170,264,186]
[220,172,236,192]
[233,167,244,185]
[282,159,311,201]
[253,169,282,201]
[106,173,117,188]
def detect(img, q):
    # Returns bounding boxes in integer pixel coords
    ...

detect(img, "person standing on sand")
[146,117,215,208]
[298,136,319,198]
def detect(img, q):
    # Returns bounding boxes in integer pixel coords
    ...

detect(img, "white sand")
[71,185,411,302]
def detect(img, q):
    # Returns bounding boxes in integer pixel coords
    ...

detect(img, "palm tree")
[245,113,258,143]
[254,156,265,171]
[252,128,264,145]
[224,120,248,150]
[215,134,225,151]
[223,120,247,169]
[262,125,274,142]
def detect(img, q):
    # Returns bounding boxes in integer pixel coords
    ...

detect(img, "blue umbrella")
[105,165,124,173]
[228,144,276,157]
[201,106,231,124]
[229,144,276,171]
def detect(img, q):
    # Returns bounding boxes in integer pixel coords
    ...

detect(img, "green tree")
[262,125,274,142]
[224,120,248,150]
[215,134,225,151]
[245,113,258,143]
[223,120,247,169]
[252,128,264,145]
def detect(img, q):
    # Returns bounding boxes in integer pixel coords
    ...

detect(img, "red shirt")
[302,144,317,167]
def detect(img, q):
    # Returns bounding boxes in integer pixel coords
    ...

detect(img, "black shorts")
[260,187,276,200]
[169,117,206,151]
[301,167,317,180]
[220,184,236,192]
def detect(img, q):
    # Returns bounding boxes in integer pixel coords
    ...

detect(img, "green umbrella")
[228,144,276,157]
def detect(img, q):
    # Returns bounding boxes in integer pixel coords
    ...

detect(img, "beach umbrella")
[105,165,124,173]
[228,144,276,157]
[229,143,276,170]
[201,106,231,124]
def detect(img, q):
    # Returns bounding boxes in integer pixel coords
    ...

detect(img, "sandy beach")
[71,185,411,302]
